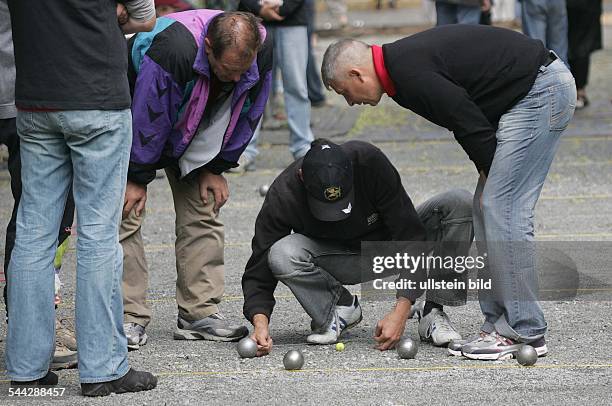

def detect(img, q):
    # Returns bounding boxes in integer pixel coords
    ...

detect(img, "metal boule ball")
[397,338,418,359]
[236,337,258,358]
[283,349,305,370]
[516,345,538,366]
[258,184,269,197]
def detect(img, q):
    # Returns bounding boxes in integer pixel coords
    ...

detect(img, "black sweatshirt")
[383,25,548,175]
[242,141,427,322]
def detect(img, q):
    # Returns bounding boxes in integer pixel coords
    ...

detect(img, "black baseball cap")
[302,140,354,222]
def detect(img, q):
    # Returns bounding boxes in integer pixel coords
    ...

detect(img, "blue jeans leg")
[479,60,576,341]
[66,110,132,383]
[6,112,72,381]
[521,0,568,64]
[436,3,458,25]
[456,4,482,24]
[273,26,314,159]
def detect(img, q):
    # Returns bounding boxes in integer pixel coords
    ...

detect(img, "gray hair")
[321,39,371,90]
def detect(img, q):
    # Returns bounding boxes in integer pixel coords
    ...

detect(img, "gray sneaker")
[447,332,488,356]
[51,337,78,370]
[124,322,148,351]
[174,313,248,342]
[461,332,548,361]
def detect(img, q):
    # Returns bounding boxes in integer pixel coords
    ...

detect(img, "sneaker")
[51,337,78,370]
[461,332,548,361]
[418,308,461,347]
[174,313,248,342]
[307,295,363,345]
[56,317,77,351]
[124,322,148,351]
[11,371,58,387]
[227,154,256,174]
[81,368,157,397]
[447,332,488,356]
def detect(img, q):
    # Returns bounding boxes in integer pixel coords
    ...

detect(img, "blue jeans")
[435,2,482,25]
[306,0,326,105]
[521,0,568,64]
[6,110,132,383]
[473,58,576,342]
[263,25,314,159]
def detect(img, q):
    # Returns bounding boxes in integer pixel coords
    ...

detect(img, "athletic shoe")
[174,313,248,342]
[461,332,548,360]
[447,332,489,356]
[81,368,157,397]
[417,308,461,346]
[124,322,148,351]
[307,295,363,344]
[51,337,78,370]
[56,317,77,351]
[11,371,58,387]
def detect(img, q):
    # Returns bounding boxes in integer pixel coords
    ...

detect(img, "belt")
[544,51,557,67]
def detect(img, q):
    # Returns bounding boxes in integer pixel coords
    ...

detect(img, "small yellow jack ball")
[335,342,345,351]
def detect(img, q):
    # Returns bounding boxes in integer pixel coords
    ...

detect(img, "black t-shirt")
[8,0,131,110]
[383,25,548,175]
[241,141,427,322]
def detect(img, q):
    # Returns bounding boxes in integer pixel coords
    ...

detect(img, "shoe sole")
[50,360,78,370]
[306,314,363,345]
[447,348,463,357]
[173,329,245,342]
[462,345,548,361]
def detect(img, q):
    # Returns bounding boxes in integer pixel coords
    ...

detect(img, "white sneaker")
[307,295,362,344]
[124,322,148,351]
[418,308,461,347]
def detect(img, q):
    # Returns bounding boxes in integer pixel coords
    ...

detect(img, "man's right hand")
[123,180,147,219]
[259,5,284,22]
[116,3,129,25]
[251,314,273,356]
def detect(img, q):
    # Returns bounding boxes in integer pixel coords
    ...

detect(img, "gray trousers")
[268,189,474,330]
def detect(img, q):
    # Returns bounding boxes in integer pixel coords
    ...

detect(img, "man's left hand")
[198,168,229,214]
[373,302,410,351]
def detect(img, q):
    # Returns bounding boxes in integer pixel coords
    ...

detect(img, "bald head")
[321,39,371,90]
[207,12,262,62]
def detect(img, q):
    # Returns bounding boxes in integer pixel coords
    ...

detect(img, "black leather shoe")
[11,371,58,386]
[81,368,157,397]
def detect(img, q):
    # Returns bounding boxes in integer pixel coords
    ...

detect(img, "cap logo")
[324,186,342,201]
[321,145,331,150]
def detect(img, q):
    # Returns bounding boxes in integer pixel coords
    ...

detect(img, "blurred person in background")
[567,0,602,109]
[519,0,568,64]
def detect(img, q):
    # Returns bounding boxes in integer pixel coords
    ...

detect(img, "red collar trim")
[371,45,396,97]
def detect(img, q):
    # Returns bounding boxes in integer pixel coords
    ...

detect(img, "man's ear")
[349,68,365,83]
[298,168,304,182]
[204,37,212,55]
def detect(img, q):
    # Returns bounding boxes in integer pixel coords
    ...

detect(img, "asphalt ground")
[0,28,611,406]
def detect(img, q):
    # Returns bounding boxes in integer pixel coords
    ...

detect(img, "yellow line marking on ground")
[2,363,607,382]
[153,363,612,378]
